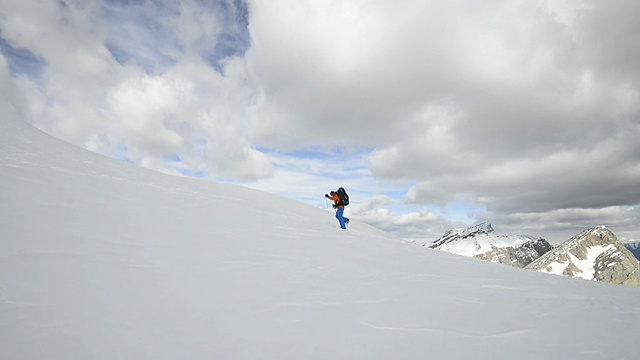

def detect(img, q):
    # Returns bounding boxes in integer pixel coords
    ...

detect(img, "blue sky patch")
[0,37,44,78]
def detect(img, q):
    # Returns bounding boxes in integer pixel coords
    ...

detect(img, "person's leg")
[336,208,347,229]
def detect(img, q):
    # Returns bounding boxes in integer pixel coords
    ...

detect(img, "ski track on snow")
[359,321,531,338]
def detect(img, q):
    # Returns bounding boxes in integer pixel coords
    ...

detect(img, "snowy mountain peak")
[428,221,494,249]
[458,221,494,235]
[526,225,640,286]
[427,222,552,268]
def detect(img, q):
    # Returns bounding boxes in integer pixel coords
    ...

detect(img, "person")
[325,191,350,229]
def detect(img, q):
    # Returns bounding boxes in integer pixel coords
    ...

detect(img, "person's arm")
[325,193,340,205]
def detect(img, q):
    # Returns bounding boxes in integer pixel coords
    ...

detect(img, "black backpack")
[336,187,349,206]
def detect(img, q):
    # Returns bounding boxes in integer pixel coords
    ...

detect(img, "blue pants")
[336,208,349,229]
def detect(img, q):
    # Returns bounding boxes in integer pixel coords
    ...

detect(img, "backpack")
[336,187,349,206]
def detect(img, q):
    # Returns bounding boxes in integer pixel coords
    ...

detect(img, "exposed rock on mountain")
[427,222,552,268]
[475,238,553,268]
[526,226,640,287]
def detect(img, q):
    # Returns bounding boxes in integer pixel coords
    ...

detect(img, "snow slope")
[2,109,640,359]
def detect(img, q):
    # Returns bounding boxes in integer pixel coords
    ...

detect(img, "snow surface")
[2,108,640,359]
[572,245,615,280]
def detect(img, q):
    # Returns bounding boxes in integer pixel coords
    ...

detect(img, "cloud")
[0,0,270,180]
[246,0,460,149]
[481,206,640,243]
[347,194,458,244]
[573,1,640,89]
[1,0,639,243]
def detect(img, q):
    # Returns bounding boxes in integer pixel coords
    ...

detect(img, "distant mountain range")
[623,241,640,261]
[428,222,640,287]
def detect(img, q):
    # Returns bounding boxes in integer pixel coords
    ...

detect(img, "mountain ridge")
[526,225,640,286]
[427,221,552,268]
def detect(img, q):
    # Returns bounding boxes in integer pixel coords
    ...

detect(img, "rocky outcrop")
[428,222,552,268]
[475,238,553,268]
[526,226,640,287]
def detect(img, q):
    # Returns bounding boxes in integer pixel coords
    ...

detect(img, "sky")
[1,0,639,244]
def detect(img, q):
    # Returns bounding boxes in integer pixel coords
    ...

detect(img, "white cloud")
[1,0,639,243]
[347,194,455,244]
[0,0,270,180]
